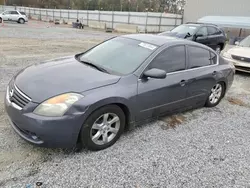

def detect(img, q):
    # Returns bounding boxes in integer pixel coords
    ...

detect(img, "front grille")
[232,55,250,63]
[9,84,31,109]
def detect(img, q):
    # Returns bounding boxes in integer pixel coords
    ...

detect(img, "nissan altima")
[5,34,235,151]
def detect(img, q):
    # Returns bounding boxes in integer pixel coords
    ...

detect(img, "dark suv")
[158,23,227,54]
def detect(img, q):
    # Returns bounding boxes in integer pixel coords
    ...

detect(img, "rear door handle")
[180,80,186,86]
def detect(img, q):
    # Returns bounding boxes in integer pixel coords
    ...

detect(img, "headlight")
[34,93,83,117]
[223,52,232,59]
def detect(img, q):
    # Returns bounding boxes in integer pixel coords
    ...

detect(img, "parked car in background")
[0,10,28,24]
[158,23,227,54]
[223,35,250,73]
[5,34,234,151]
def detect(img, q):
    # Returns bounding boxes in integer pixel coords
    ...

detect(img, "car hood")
[14,56,121,103]
[228,46,250,58]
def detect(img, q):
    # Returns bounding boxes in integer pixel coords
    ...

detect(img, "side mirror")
[235,41,240,45]
[143,68,166,79]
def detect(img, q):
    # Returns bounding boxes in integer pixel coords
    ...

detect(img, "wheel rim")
[90,113,120,145]
[20,19,24,24]
[215,47,221,54]
[209,84,222,104]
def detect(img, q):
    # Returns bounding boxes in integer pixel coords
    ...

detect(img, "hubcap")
[209,84,222,104]
[91,113,120,145]
[20,19,24,24]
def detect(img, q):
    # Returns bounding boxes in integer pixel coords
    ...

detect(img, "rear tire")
[0,18,2,23]
[205,82,225,107]
[80,105,125,151]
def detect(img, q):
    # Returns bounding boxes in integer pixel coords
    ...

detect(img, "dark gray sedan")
[5,34,235,151]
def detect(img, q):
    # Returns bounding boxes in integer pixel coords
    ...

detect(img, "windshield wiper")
[78,58,110,74]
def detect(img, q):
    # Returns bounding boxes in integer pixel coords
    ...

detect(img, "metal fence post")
[60,9,61,20]
[77,10,79,19]
[68,10,70,22]
[158,13,163,33]
[128,12,130,24]
[98,10,100,22]
[174,14,177,27]
[112,11,114,29]
[87,10,89,26]
[145,12,149,33]
[53,9,54,21]
[39,9,41,21]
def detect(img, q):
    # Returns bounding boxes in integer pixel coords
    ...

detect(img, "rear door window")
[188,46,214,69]
[208,26,221,35]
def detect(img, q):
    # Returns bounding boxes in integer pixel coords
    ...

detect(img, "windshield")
[171,24,198,35]
[20,12,26,15]
[79,37,157,75]
[239,36,250,47]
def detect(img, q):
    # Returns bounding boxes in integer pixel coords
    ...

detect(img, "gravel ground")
[1,21,250,188]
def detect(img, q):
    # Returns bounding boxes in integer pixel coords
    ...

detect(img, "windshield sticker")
[139,42,157,50]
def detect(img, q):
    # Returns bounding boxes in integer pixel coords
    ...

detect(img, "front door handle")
[180,80,186,87]
[212,71,217,76]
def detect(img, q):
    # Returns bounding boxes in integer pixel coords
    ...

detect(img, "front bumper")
[5,92,85,148]
[223,57,250,73]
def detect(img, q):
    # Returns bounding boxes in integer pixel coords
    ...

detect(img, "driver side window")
[148,45,186,73]
[196,27,208,37]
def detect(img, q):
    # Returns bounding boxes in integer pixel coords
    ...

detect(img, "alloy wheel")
[90,113,120,145]
[209,83,222,104]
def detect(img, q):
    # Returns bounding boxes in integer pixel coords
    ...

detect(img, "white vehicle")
[0,10,28,24]
[223,35,250,73]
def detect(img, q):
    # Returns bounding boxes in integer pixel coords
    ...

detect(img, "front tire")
[18,18,25,24]
[80,105,125,151]
[205,82,225,107]
[0,18,2,23]
[215,45,222,54]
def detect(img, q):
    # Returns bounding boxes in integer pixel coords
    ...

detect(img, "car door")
[194,26,209,46]
[184,45,218,107]
[10,11,19,21]
[136,45,189,121]
[207,26,220,50]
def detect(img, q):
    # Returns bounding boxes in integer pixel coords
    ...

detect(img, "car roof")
[122,34,211,50]
[122,34,186,46]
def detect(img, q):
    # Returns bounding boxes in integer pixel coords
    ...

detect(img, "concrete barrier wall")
[115,24,138,33]
[88,21,106,30]
[0,5,183,33]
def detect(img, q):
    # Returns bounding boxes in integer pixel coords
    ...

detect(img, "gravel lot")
[1,21,250,188]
